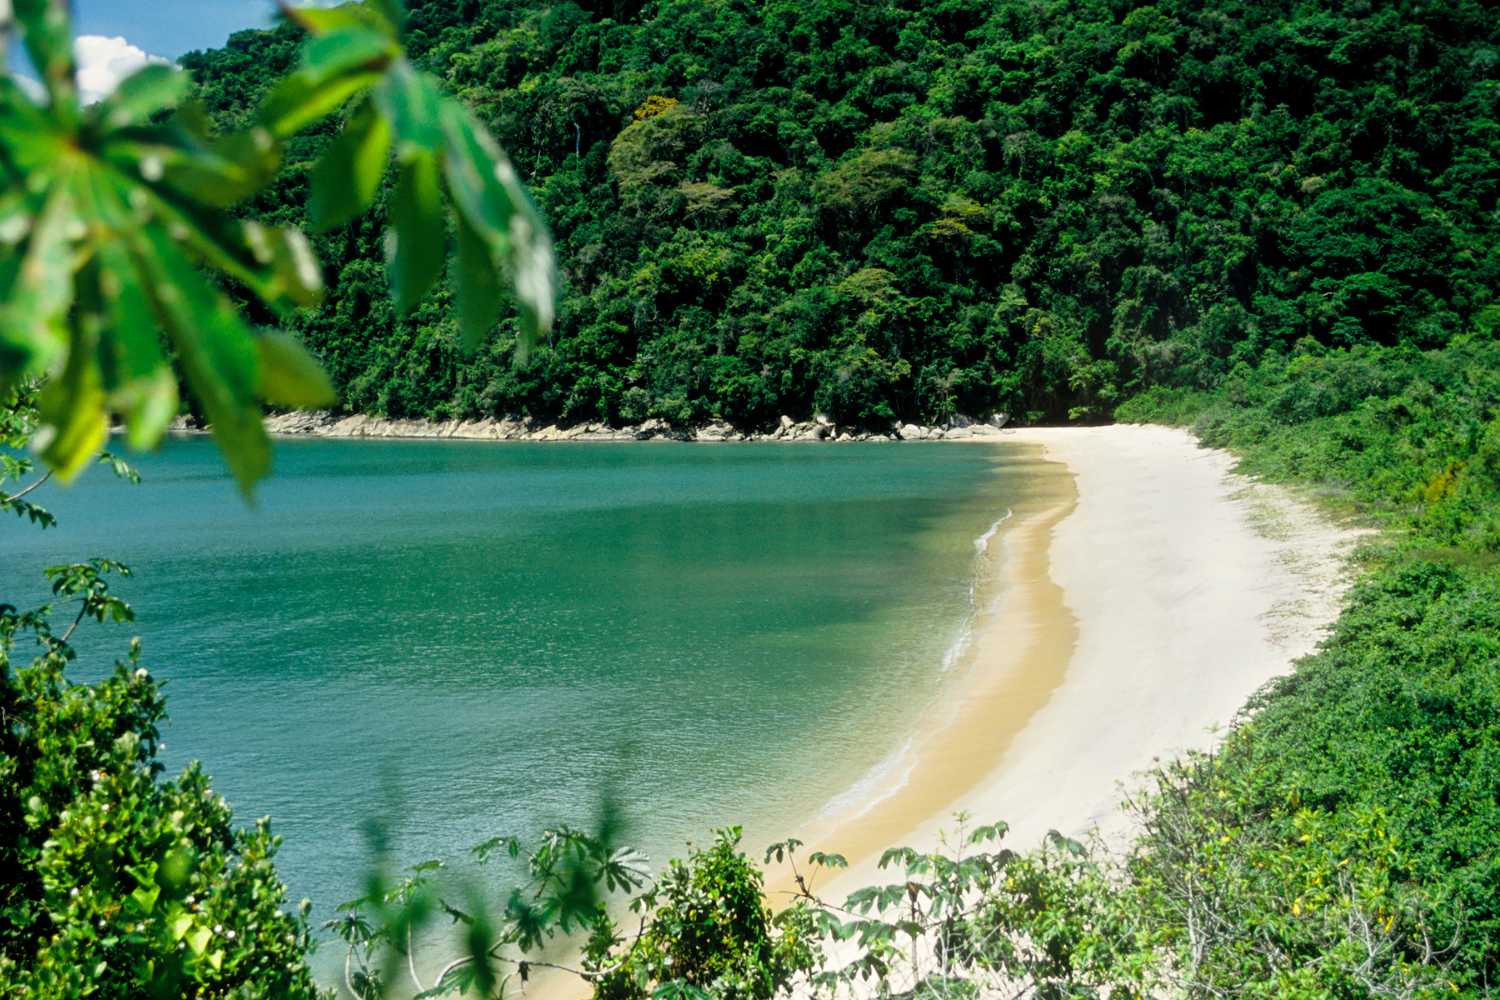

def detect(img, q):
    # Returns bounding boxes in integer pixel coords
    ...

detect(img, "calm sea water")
[2,437,1024,934]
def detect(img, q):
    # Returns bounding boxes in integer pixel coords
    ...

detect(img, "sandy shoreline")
[765,423,1363,905]
[346,424,1365,998]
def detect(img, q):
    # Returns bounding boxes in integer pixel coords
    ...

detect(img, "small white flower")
[90,770,104,783]
[213,924,223,934]
[69,887,79,898]
[100,803,110,813]
[134,668,148,680]
[226,929,236,941]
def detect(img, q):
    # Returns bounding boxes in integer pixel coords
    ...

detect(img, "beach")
[767,423,1363,900]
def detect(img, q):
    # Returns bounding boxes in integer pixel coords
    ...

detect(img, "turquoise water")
[2,438,1022,937]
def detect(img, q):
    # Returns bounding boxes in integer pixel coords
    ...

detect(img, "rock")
[898,423,923,440]
[695,421,739,442]
[987,412,1010,429]
[836,431,852,442]
[814,413,832,427]
[779,414,795,431]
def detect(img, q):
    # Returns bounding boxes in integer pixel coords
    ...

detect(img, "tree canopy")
[177,0,1499,429]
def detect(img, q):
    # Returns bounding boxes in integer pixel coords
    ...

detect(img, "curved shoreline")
[768,424,1363,901]
[761,442,1078,893]
[406,425,1363,1000]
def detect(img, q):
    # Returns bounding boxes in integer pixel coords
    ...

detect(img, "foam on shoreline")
[773,425,1363,908]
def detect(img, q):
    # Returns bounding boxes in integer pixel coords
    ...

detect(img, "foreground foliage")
[0,0,553,492]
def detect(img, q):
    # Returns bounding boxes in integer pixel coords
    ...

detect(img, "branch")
[2,471,51,503]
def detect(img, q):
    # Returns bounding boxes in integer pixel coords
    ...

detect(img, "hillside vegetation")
[182,0,1500,429]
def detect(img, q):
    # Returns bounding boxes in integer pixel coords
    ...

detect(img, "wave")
[819,507,1015,820]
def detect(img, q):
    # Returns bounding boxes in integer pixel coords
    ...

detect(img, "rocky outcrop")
[226,410,1011,444]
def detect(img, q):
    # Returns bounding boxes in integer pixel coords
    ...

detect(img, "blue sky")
[71,0,279,59]
[8,1,293,103]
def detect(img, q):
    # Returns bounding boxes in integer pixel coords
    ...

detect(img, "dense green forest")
[182,0,1500,429]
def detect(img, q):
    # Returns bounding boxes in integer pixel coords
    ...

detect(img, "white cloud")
[73,35,171,104]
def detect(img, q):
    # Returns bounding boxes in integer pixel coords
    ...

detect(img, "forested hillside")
[182,0,1500,430]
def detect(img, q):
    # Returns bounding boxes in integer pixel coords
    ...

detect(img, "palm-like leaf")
[0,0,555,493]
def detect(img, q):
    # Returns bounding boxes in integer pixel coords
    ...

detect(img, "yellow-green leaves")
[309,99,392,231]
[256,332,337,409]
[388,149,445,310]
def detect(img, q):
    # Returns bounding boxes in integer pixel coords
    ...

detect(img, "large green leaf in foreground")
[0,0,555,493]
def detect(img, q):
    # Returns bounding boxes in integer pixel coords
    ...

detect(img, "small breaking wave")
[819,507,1017,820]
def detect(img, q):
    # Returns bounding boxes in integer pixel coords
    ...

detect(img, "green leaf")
[387,150,444,310]
[103,128,283,209]
[281,1,399,39]
[94,240,178,450]
[260,28,394,137]
[241,222,325,308]
[185,924,211,956]
[454,207,502,354]
[309,99,392,231]
[0,181,75,384]
[128,226,270,495]
[35,322,108,481]
[121,180,323,313]
[438,99,555,354]
[0,76,70,173]
[300,26,393,76]
[372,62,444,153]
[260,69,383,139]
[94,65,189,130]
[369,0,406,36]
[14,0,78,111]
[168,912,194,942]
[130,883,161,914]
[256,332,337,408]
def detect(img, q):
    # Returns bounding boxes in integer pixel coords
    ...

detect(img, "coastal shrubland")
[1116,341,1500,993]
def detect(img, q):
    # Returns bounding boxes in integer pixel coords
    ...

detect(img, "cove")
[1,437,1032,937]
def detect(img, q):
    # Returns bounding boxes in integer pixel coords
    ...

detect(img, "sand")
[444,425,1365,1000]
[767,423,1365,903]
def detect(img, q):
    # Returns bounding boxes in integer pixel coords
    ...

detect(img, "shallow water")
[1,437,1024,935]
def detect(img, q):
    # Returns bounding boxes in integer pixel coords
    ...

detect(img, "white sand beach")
[774,423,1365,898]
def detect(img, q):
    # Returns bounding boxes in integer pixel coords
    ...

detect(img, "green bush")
[0,600,323,998]
[590,829,815,1000]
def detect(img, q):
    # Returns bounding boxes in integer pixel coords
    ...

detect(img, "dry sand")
[498,425,1365,1000]
[769,423,1365,901]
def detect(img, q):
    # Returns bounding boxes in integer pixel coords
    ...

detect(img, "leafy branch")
[0,0,555,494]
